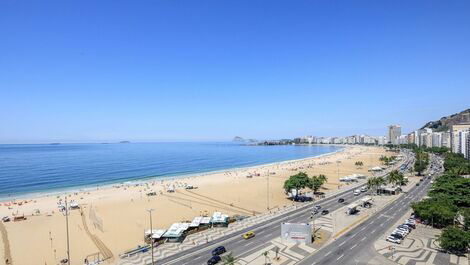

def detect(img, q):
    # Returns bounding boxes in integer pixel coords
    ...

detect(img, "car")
[404,223,416,229]
[2,216,10,222]
[393,228,408,234]
[397,225,411,232]
[321,210,329,215]
[211,246,226,256]
[391,233,404,239]
[314,205,322,210]
[360,187,367,192]
[353,189,361,196]
[386,236,401,244]
[313,209,319,215]
[207,255,221,265]
[416,183,420,186]
[242,231,255,239]
[338,198,345,203]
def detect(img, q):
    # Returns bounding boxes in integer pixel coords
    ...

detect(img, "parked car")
[294,195,313,202]
[211,246,226,256]
[386,236,401,244]
[207,255,221,265]
[321,210,329,215]
[338,198,345,203]
[242,231,255,239]
[2,216,10,222]
[391,233,404,239]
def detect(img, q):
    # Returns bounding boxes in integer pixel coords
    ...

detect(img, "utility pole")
[64,197,70,265]
[147,209,155,265]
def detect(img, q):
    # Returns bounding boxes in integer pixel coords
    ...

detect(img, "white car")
[393,229,408,235]
[360,187,367,192]
[386,236,401,244]
[353,189,361,196]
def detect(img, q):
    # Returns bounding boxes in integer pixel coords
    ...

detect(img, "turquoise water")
[0,142,342,198]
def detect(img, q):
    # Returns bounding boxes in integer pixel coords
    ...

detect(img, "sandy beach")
[0,145,388,265]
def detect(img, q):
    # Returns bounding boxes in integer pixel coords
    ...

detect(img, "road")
[155,152,414,265]
[297,154,441,265]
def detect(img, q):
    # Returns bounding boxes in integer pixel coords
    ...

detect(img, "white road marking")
[351,243,358,249]
[339,241,346,246]
[337,254,344,260]
[325,251,332,257]
[372,229,377,233]
[361,236,367,241]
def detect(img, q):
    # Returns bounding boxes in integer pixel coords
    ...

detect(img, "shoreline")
[0,145,347,202]
[0,145,387,265]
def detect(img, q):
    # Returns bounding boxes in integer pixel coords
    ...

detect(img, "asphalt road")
[298,155,441,265]
[155,153,413,265]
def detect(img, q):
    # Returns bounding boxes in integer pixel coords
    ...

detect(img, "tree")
[367,176,385,195]
[355,161,364,168]
[437,227,470,254]
[222,253,237,265]
[307,174,328,194]
[283,172,310,195]
[388,170,405,187]
[261,251,270,265]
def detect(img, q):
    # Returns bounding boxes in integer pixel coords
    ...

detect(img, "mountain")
[421,109,470,131]
[232,136,245,142]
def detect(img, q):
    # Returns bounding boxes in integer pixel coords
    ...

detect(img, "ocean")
[0,142,342,198]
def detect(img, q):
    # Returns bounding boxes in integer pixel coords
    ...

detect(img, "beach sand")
[0,145,388,265]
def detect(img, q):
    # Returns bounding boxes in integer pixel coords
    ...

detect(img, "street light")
[62,196,71,265]
[147,209,155,265]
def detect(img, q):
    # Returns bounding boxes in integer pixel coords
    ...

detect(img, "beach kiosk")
[361,196,373,208]
[211,212,229,227]
[163,223,190,242]
[346,203,360,215]
[144,229,166,244]
[369,166,383,172]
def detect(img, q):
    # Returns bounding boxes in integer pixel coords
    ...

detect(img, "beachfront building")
[145,229,166,244]
[459,130,469,158]
[451,124,470,153]
[163,223,190,242]
[388,125,402,145]
[467,134,470,160]
[211,212,229,227]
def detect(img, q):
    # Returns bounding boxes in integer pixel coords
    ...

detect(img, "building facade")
[388,125,402,145]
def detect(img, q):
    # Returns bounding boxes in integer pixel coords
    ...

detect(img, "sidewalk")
[118,181,367,265]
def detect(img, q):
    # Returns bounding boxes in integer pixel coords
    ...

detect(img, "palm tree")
[222,253,237,265]
[261,251,270,265]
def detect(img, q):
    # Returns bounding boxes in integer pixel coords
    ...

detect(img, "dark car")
[338,198,345,203]
[321,210,329,215]
[391,233,404,239]
[211,246,226,256]
[294,195,313,202]
[207,255,221,265]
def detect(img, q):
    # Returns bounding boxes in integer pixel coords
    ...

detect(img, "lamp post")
[63,196,71,265]
[147,209,155,265]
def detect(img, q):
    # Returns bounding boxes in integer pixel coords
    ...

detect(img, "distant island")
[119,141,131,144]
[232,136,245,142]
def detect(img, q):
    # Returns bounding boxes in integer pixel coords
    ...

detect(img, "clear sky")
[1,1,469,143]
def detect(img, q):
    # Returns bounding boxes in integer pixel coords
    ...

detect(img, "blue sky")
[1,1,469,143]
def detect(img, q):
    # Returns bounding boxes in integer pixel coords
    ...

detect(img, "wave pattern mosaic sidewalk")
[118,204,302,265]
[375,225,468,265]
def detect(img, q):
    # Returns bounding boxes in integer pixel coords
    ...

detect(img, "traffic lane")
[160,181,375,264]
[178,189,370,265]
[298,179,431,265]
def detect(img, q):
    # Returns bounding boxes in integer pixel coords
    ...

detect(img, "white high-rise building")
[442,132,451,148]
[388,125,402,145]
[467,135,470,161]
[431,132,442,147]
[459,130,469,158]
[451,124,470,153]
